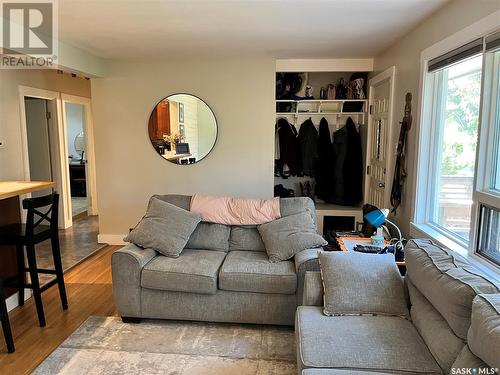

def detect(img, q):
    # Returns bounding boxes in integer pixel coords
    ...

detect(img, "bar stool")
[0,192,68,328]
[0,278,14,353]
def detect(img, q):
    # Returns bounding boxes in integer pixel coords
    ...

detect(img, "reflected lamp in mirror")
[148,93,217,164]
[74,132,85,164]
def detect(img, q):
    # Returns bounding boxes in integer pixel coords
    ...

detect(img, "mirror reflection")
[148,94,217,164]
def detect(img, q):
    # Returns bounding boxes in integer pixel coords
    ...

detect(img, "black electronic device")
[175,143,190,154]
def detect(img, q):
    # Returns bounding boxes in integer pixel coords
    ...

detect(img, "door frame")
[61,94,98,216]
[18,85,72,228]
[364,66,396,208]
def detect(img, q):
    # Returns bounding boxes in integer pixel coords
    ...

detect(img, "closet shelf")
[276,112,365,116]
[275,99,367,103]
[276,98,368,120]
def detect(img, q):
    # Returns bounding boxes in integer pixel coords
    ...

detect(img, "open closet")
[274,65,375,234]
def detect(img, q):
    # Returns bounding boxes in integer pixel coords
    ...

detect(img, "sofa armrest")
[111,244,157,317]
[113,243,157,269]
[294,248,320,305]
[302,271,324,306]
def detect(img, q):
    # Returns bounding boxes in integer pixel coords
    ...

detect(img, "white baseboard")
[98,234,127,245]
[6,290,33,312]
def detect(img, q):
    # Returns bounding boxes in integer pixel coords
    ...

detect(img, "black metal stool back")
[23,192,59,241]
[0,192,68,330]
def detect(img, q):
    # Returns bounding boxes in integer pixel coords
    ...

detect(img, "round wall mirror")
[148,93,217,164]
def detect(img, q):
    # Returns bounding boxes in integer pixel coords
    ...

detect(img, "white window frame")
[470,45,500,269]
[411,10,500,279]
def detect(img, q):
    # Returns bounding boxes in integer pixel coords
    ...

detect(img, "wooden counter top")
[0,181,55,200]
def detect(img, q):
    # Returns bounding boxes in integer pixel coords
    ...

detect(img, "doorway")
[65,102,88,217]
[61,94,98,218]
[19,86,103,287]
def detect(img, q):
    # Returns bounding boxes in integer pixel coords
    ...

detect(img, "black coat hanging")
[315,117,333,201]
[331,117,363,205]
[276,118,300,177]
[298,118,318,177]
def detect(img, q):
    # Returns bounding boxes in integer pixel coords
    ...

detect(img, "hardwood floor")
[36,214,106,286]
[0,245,120,375]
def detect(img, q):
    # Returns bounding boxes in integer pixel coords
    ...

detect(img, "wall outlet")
[0,140,5,149]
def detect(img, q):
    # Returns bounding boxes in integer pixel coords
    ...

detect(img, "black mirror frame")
[148,92,218,165]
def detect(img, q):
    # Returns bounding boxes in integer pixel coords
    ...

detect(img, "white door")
[365,66,396,209]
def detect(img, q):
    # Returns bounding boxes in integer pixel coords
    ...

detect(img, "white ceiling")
[59,0,449,60]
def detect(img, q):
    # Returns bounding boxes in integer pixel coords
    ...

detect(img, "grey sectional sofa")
[296,239,500,374]
[111,194,321,325]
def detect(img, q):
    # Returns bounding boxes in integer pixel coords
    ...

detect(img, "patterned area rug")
[34,316,296,374]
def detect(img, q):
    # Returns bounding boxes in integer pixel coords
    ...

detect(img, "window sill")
[410,222,500,282]
[410,223,468,256]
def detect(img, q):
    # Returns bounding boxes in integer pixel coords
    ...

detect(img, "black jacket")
[315,118,333,201]
[276,118,300,177]
[298,118,318,177]
[331,117,363,205]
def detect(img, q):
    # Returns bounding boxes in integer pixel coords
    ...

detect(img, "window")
[477,205,500,264]
[482,45,500,194]
[474,38,500,267]
[417,30,500,268]
[428,55,482,242]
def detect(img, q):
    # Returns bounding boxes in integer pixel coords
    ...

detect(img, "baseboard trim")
[98,234,127,245]
[6,290,33,312]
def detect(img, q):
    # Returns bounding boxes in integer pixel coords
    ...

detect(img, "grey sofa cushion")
[258,212,327,263]
[229,226,265,251]
[406,239,500,339]
[280,197,316,225]
[124,197,201,257]
[153,194,231,252]
[302,271,324,307]
[295,248,321,306]
[451,345,489,370]
[152,194,192,210]
[141,249,226,294]
[186,222,230,252]
[407,278,464,373]
[302,370,395,375]
[319,252,409,317]
[219,250,297,294]
[468,294,500,368]
[295,306,441,374]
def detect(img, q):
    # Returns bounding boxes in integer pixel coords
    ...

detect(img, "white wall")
[170,94,199,160]
[0,69,91,180]
[57,40,108,78]
[91,58,275,237]
[372,0,500,237]
[65,102,85,160]
[197,102,217,159]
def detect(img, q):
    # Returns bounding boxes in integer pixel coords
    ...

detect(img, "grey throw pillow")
[319,252,409,318]
[467,294,500,368]
[258,211,327,263]
[124,197,201,257]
